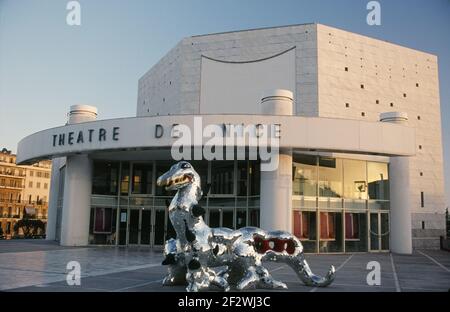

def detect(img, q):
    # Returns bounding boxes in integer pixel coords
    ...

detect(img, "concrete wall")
[137,23,319,117]
[316,24,446,248]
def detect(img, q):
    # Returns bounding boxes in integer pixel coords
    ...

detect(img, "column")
[59,105,97,246]
[60,154,93,246]
[46,157,62,240]
[380,112,412,254]
[260,90,293,232]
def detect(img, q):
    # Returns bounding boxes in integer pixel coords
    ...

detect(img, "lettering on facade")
[52,127,120,146]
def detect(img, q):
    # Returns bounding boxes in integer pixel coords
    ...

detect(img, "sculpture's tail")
[288,254,335,287]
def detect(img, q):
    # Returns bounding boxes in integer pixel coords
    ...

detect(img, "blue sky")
[0,0,449,205]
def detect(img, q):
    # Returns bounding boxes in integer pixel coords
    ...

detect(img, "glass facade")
[89,160,260,246]
[88,155,389,253]
[292,154,390,253]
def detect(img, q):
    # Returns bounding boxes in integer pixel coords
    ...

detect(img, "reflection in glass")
[293,155,317,196]
[319,212,343,252]
[132,163,153,194]
[293,210,316,252]
[319,157,343,198]
[343,159,367,199]
[345,212,368,252]
[368,162,389,200]
[120,162,130,196]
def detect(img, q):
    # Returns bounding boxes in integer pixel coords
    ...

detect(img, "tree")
[13,218,45,238]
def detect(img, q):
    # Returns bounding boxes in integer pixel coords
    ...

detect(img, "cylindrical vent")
[68,105,98,124]
[379,112,408,124]
[261,89,293,116]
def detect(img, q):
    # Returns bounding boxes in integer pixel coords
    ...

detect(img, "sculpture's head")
[156,161,200,191]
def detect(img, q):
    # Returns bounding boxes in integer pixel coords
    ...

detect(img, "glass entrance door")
[140,209,152,245]
[128,210,140,245]
[126,208,165,247]
[370,212,389,251]
[153,208,166,246]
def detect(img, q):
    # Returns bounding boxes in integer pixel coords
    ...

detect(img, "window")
[211,161,234,194]
[390,102,394,107]
[92,161,119,195]
[360,84,364,89]
[36,182,41,189]
[345,103,350,108]
[37,172,42,178]
[237,161,248,196]
[420,172,423,176]
[343,159,367,199]
[293,155,317,197]
[345,67,348,71]
[28,181,33,188]
[403,93,407,97]
[44,183,48,189]
[419,145,422,150]
[293,211,316,240]
[29,171,33,177]
[375,100,379,104]
[417,115,421,120]
[131,163,153,194]
[367,162,389,200]
[416,83,419,87]
[421,221,425,229]
[361,112,365,117]
[421,192,424,207]
[318,157,343,198]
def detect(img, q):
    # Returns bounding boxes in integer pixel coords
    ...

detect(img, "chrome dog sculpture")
[157,161,335,291]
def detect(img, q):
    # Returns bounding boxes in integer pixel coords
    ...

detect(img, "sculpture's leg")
[287,253,335,287]
[236,267,259,290]
[211,271,230,292]
[255,266,287,289]
[162,264,187,286]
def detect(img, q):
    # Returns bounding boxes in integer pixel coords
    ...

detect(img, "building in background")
[0,148,51,238]
[16,23,446,253]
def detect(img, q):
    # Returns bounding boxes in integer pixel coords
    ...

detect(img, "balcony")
[0,172,26,178]
[0,198,47,206]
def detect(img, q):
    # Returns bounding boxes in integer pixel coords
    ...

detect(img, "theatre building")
[16,24,446,254]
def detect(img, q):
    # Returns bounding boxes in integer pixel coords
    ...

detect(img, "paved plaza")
[0,240,449,292]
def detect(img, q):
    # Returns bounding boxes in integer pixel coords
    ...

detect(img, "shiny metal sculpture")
[157,161,335,291]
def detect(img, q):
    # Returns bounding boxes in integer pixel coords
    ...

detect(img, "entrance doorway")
[369,212,389,251]
[120,208,167,247]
